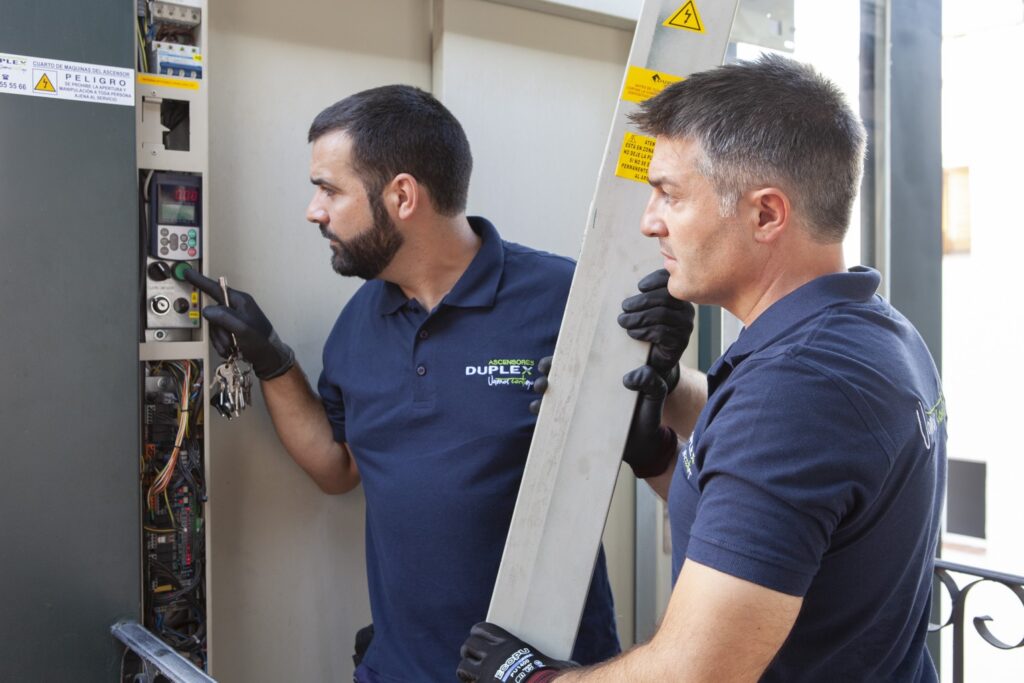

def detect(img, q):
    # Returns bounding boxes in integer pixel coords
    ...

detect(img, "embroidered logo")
[916,391,947,449]
[465,358,536,388]
[680,438,696,479]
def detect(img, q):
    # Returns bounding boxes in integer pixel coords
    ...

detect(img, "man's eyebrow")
[310,176,338,189]
[647,173,673,189]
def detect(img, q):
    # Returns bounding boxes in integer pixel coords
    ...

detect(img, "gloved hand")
[621,366,678,479]
[528,357,675,477]
[528,356,552,416]
[184,270,295,380]
[457,622,576,683]
[617,269,696,392]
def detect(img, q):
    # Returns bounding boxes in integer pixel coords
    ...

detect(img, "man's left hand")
[618,268,695,390]
[457,622,575,683]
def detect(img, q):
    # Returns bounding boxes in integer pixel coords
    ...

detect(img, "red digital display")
[174,186,200,203]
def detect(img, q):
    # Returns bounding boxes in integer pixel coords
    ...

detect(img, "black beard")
[326,193,404,280]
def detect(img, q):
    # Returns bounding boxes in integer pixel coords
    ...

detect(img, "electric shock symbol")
[34,72,56,93]
[663,0,705,33]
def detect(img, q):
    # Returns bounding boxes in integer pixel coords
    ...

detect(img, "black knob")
[173,298,190,314]
[147,261,172,281]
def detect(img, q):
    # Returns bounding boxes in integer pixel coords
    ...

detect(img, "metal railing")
[929,559,1024,683]
[111,621,216,683]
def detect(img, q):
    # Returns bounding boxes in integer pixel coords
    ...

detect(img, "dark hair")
[631,54,866,243]
[308,85,472,216]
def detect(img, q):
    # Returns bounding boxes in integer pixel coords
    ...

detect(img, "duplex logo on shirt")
[916,391,947,449]
[465,358,535,388]
[680,438,696,479]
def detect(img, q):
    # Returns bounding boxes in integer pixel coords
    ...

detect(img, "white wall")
[208,1,635,679]
[207,2,431,680]
[433,0,636,644]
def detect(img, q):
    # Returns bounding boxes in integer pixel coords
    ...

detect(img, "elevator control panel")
[150,172,201,261]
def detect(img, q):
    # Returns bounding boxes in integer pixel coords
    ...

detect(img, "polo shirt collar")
[376,215,504,315]
[723,266,881,363]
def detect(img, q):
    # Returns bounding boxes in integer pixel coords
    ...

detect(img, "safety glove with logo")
[457,622,576,683]
[184,270,295,380]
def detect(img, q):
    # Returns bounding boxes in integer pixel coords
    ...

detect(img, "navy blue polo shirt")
[318,217,619,682]
[669,267,946,682]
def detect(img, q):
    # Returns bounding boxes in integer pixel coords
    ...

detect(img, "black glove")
[528,356,552,415]
[352,623,374,667]
[457,622,575,683]
[622,366,679,479]
[529,356,676,478]
[617,269,696,391]
[184,270,295,380]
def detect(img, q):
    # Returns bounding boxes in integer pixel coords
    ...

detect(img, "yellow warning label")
[34,73,56,93]
[615,133,657,184]
[190,291,199,305]
[188,310,200,320]
[621,66,684,104]
[137,73,201,91]
[664,0,705,33]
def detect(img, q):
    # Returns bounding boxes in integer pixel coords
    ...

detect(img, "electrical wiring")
[163,489,177,529]
[146,362,191,509]
[135,18,149,73]
[141,360,208,670]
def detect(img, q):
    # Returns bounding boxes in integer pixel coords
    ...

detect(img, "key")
[208,275,255,420]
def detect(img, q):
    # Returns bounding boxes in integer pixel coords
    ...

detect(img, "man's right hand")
[184,270,295,380]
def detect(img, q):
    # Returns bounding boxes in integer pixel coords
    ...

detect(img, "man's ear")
[386,173,420,221]
[749,187,791,244]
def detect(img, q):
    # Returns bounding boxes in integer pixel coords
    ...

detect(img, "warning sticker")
[33,71,57,93]
[664,0,705,33]
[621,66,684,104]
[0,52,133,106]
[615,133,657,184]
[138,73,201,91]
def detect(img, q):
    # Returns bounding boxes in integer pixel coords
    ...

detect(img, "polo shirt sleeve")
[317,368,347,444]
[686,356,893,596]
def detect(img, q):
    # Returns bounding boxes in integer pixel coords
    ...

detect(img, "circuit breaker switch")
[148,1,202,27]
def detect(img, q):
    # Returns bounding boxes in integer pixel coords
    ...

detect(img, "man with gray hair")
[458,54,946,682]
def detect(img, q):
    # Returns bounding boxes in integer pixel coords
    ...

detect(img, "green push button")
[172,262,193,281]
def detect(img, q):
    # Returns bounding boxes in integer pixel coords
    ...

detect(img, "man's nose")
[640,193,665,237]
[306,200,328,225]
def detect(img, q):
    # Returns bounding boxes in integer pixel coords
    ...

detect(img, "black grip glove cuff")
[253,330,295,381]
[623,425,678,479]
[457,622,576,683]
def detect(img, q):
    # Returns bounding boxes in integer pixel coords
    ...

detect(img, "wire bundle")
[141,360,207,670]
[146,361,193,511]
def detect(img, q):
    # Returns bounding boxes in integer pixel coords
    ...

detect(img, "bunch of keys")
[210,276,254,420]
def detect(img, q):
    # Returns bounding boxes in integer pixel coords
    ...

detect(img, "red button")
[188,248,197,256]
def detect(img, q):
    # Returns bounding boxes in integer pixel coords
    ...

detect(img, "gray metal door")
[0,1,140,680]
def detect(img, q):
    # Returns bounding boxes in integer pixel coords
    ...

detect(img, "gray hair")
[630,54,866,243]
